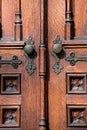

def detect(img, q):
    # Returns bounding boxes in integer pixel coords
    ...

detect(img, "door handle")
[52,35,64,74]
[24,36,37,75]
[52,35,63,54]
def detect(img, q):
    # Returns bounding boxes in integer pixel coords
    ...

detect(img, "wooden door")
[1,0,87,130]
[47,0,87,130]
[0,0,40,130]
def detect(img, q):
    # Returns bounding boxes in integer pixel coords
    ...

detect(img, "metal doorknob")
[52,35,63,54]
[24,44,34,55]
[23,36,36,75]
[24,36,34,55]
[52,35,63,74]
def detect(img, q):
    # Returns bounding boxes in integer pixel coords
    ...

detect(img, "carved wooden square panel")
[67,105,87,127]
[0,106,20,127]
[66,73,86,94]
[1,74,21,94]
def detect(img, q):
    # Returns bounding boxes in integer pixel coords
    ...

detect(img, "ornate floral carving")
[71,109,85,124]
[3,109,17,125]
[71,78,84,91]
[5,80,17,92]
[67,106,87,127]
[1,74,21,94]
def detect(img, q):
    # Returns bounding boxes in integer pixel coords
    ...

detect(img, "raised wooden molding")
[14,0,23,41]
[63,40,87,49]
[39,0,48,129]
[0,41,24,49]
[65,0,74,40]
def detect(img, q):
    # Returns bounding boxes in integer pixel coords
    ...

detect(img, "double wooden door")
[0,0,87,130]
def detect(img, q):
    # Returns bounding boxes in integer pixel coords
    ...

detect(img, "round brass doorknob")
[24,44,34,55]
[52,43,62,54]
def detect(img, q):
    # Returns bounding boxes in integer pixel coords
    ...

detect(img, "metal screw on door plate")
[24,36,37,75]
